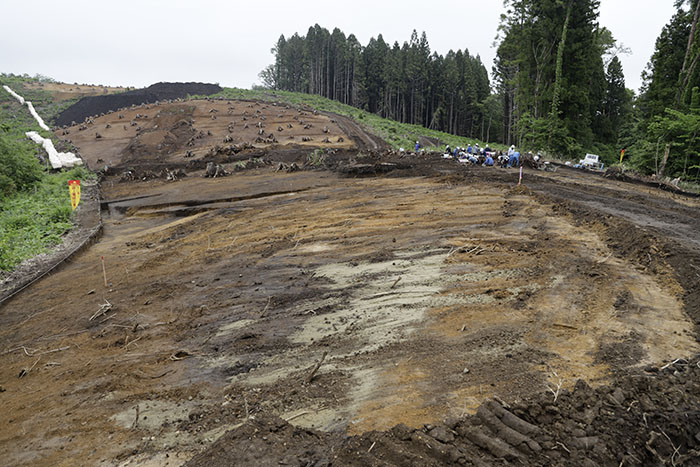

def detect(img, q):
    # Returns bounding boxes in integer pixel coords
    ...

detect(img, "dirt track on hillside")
[1,99,700,466]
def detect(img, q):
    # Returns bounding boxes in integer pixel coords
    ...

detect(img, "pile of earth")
[603,166,699,197]
[186,357,700,466]
[55,82,221,127]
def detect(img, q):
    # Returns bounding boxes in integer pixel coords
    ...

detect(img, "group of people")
[441,143,524,168]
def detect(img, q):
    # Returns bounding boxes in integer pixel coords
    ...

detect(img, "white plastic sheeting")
[2,85,51,131]
[25,101,50,131]
[25,131,82,169]
[2,85,83,169]
[3,85,25,104]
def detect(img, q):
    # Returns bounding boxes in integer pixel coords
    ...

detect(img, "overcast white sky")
[0,0,678,94]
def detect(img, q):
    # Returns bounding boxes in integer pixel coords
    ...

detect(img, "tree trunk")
[549,0,572,138]
[676,0,700,108]
[659,143,671,177]
[486,114,492,143]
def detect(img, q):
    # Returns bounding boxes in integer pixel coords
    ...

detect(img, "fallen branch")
[38,346,70,356]
[19,357,41,378]
[660,358,687,371]
[546,368,563,403]
[124,336,142,350]
[169,350,192,361]
[553,323,578,330]
[368,441,377,453]
[4,345,37,356]
[596,252,613,264]
[131,405,140,429]
[90,299,113,321]
[556,441,570,454]
[259,297,272,318]
[390,277,402,289]
[306,351,328,384]
[133,369,173,380]
[284,411,310,422]
[646,432,665,465]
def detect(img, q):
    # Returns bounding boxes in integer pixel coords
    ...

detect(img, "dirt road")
[1,101,700,465]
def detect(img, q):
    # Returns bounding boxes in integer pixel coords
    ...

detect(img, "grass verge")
[0,75,96,274]
[0,166,95,272]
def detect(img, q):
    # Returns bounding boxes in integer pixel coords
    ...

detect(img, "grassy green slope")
[0,74,94,273]
[209,88,507,152]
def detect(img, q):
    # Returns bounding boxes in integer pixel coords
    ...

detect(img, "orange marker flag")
[69,180,81,210]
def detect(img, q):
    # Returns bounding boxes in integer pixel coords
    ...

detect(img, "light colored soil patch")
[2,170,698,465]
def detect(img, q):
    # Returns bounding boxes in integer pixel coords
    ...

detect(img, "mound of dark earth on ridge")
[55,82,221,127]
[186,358,700,466]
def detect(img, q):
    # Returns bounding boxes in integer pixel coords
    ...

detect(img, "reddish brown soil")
[1,99,700,466]
[59,99,356,172]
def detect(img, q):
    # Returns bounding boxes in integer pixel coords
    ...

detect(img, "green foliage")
[260,25,493,142]
[0,73,97,272]
[0,130,44,199]
[638,5,696,118]
[495,0,609,157]
[306,149,327,166]
[644,107,700,177]
[0,73,79,128]
[0,166,94,271]
[632,1,700,180]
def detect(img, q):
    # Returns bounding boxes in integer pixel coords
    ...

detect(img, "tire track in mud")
[518,174,700,333]
[322,111,389,151]
[187,357,700,466]
[526,176,700,251]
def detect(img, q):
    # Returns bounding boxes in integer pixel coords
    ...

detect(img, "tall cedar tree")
[495,0,610,156]
[261,25,497,142]
[638,0,700,178]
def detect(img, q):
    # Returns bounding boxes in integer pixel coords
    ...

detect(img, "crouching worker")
[508,150,520,168]
[483,153,494,166]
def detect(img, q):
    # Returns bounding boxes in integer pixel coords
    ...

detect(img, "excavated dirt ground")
[1,99,700,466]
[24,82,125,101]
[60,99,358,171]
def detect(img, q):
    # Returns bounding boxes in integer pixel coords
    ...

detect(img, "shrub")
[0,131,44,199]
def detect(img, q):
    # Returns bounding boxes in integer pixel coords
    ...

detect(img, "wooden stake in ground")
[306,351,328,384]
[518,166,523,186]
[101,256,108,287]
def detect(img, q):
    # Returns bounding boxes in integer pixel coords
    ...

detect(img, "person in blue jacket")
[508,150,520,168]
[415,141,420,152]
[483,154,494,166]
[467,144,472,154]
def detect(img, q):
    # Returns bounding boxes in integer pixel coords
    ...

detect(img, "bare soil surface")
[2,99,700,466]
[59,99,356,172]
[24,82,125,102]
[187,358,700,466]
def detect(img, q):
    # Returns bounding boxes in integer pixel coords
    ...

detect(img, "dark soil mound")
[603,167,700,198]
[186,358,700,466]
[55,82,221,127]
